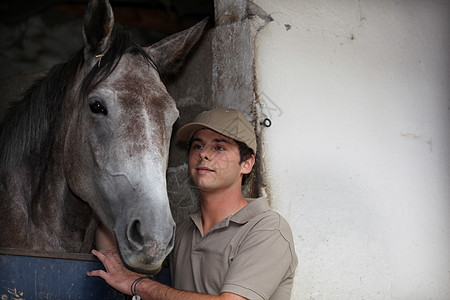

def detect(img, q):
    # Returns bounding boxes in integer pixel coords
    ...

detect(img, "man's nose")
[200,147,212,160]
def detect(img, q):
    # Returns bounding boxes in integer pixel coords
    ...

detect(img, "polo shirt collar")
[230,197,270,224]
[190,197,270,234]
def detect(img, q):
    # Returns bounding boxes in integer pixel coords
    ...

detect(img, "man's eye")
[215,146,225,151]
[193,144,203,150]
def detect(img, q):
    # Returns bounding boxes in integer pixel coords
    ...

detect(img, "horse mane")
[0,52,83,175]
[0,27,156,175]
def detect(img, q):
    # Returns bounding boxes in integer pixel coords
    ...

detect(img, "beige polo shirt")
[170,197,298,300]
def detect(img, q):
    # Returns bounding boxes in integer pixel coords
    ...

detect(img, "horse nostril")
[127,219,144,250]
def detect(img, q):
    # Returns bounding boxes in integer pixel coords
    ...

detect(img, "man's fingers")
[87,269,107,279]
[91,249,105,260]
[92,249,115,266]
[87,248,140,296]
[90,250,118,274]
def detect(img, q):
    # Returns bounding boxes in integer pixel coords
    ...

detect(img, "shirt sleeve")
[221,214,296,300]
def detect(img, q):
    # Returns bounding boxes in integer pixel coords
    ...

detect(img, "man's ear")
[241,155,256,175]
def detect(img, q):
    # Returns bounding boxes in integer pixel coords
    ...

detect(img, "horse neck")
[32,92,97,252]
[0,61,95,251]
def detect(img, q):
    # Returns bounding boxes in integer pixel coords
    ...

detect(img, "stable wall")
[253,0,449,298]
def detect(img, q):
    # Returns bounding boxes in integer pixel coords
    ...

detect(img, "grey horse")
[0,0,206,274]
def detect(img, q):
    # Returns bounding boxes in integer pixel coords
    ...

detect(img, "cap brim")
[176,122,214,142]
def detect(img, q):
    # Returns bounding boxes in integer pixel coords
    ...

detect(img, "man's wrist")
[131,276,146,299]
[131,276,153,299]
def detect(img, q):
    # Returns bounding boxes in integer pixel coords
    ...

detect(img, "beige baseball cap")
[176,107,257,154]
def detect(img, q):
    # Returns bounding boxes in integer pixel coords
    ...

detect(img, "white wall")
[253,0,450,298]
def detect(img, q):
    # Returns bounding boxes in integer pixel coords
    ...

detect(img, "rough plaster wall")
[212,1,267,115]
[253,0,450,298]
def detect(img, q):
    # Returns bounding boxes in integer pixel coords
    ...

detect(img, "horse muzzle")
[115,206,176,274]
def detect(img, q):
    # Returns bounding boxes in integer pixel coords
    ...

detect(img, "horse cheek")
[63,114,94,203]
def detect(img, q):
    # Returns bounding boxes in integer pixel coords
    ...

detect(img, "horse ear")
[82,0,114,65]
[146,18,208,76]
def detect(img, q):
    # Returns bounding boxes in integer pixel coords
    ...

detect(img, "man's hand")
[88,248,248,300]
[87,248,143,295]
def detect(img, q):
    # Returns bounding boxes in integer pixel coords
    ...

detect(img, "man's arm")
[87,249,247,300]
[136,278,245,300]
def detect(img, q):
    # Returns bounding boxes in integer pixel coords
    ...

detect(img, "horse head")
[63,0,206,273]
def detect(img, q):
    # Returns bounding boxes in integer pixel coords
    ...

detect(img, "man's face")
[188,129,246,192]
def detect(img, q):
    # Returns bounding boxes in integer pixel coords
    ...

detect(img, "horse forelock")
[79,29,158,103]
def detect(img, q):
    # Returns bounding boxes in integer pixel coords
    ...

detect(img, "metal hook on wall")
[260,118,272,128]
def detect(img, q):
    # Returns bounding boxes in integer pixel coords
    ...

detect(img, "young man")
[88,107,298,299]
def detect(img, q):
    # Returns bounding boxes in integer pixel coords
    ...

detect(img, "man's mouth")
[196,166,215,173]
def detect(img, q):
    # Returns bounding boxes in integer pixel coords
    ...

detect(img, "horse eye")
[89,100,108,115]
